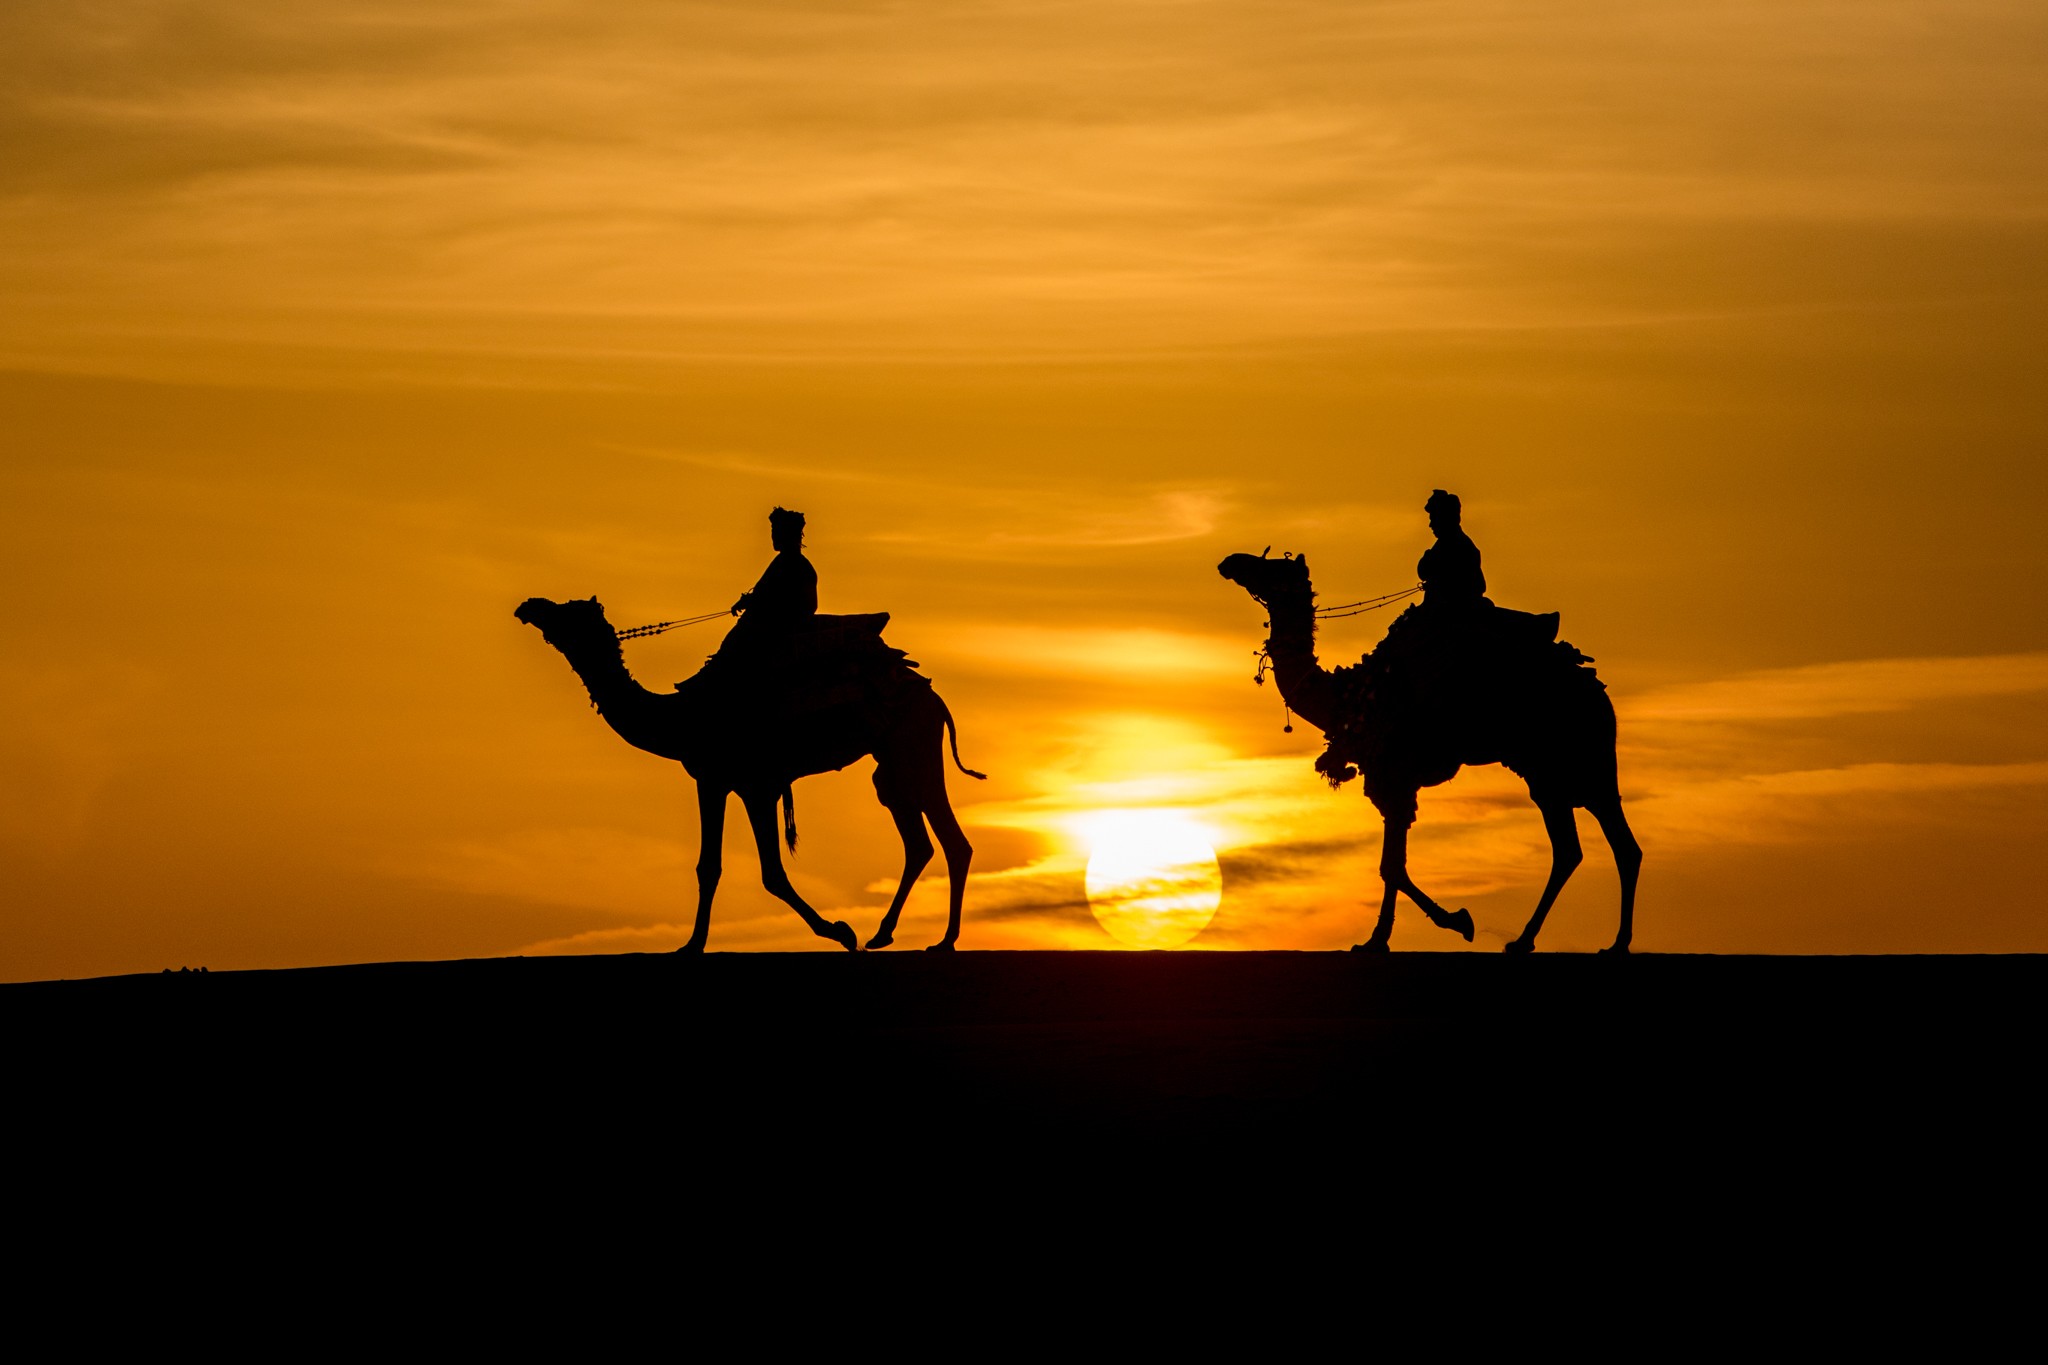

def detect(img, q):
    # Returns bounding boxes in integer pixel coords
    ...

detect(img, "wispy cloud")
[1629,652,2048,722]
[10,1,2043,378]
[940,624,1244,682]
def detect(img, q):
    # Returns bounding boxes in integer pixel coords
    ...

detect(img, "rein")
[614,609,731,641]
[1315,584,1422,619]
[1250,581,1423,734]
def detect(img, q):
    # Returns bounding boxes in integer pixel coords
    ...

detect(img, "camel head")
[514,596,618,656]
[1217,550,1312,607]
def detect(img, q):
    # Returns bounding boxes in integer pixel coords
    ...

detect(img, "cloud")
[601,444,893,487]
[867,488,1232,556]
[514,921,691,956]
[1629,652,2048,723]
[940,624,1244,682]
[14,0,2043,380]
[1219,835,1369,889]
[1632,760,2048,847]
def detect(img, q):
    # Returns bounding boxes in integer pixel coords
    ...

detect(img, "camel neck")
[558,638,677,755]
[1261,588,1335,733]
[562,639,634,703]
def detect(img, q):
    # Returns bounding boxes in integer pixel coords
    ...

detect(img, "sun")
[1082,809,1224,950]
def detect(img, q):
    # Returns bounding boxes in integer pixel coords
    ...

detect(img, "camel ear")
[1297,555,1309,573]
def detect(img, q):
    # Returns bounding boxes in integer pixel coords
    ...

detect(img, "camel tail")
[941,698,988,781]
[781,784,798,851]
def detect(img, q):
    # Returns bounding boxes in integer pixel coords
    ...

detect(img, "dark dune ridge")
[11,952,2040,1148]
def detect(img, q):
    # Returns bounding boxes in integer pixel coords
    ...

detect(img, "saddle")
[684,611,925,717]
[1313,602,1598,789]
[783,612,893,661]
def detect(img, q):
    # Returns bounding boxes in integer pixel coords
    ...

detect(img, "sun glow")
[1082,809,1224,950]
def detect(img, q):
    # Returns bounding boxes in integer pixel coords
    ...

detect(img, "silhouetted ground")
[11,952,2039,1168]
[14,950,2039,1310]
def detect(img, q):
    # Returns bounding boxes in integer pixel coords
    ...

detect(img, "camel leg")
[1357,816,1405,952]
[1505,802,1583,954]
[742,791,858,953]
[922,797,973,951]
[679,783,727,954]
[1589,798,1642,955]
[1357,814,1471,949]
[1358,815,1475,952]
[1357,878,1398,954]
[865,806,934,951]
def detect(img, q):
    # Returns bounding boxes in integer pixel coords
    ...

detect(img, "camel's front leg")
[679,783,726,954]
[1358,811,1474,953]
[742,790,858,952]
[1505,802,1582,954]
[1357,814,1405,952]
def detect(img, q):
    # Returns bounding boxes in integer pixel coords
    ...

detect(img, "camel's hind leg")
[872,713,974,951]
[864,806,934,951]
[1588,797,1642,955]
[1357,813,1475,952]
[921,798,973,951]
[741,790,858,952]
[1505,802,1583,954]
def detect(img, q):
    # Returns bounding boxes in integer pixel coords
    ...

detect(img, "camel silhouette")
[515,597,982,952]
[1217,553,1641,954]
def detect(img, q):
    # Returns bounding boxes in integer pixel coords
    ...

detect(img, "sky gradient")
[5,1,2046,977]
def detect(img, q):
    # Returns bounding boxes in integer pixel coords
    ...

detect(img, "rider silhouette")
[1418,489,1487,614]
[1403,488,1564,663]
[731,506,818,631]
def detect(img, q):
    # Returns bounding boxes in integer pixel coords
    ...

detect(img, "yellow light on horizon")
[1082,808,1223,950]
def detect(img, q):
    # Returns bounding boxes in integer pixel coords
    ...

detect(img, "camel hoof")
[865,929,896,951]
[1503,938,1535,955]
[828,921,860,953]
[1351,940,1390,954]
[674,940,705,956]
[925,941,956,953]
[1447,908,1475,943]
[1599,942,1631,957]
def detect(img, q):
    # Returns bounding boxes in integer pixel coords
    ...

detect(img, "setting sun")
[1082,810,1224,950]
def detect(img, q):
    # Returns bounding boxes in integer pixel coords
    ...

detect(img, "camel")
[515,597,982,953]
[1217,552,1641,954]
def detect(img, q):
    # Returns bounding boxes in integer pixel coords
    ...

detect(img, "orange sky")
[5,1,2047,978]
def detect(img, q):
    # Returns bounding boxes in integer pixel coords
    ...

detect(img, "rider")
[731,506,818,631]
[1417,489,1488,616]
[1413,488,1563,662]
[714,505,819,683]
